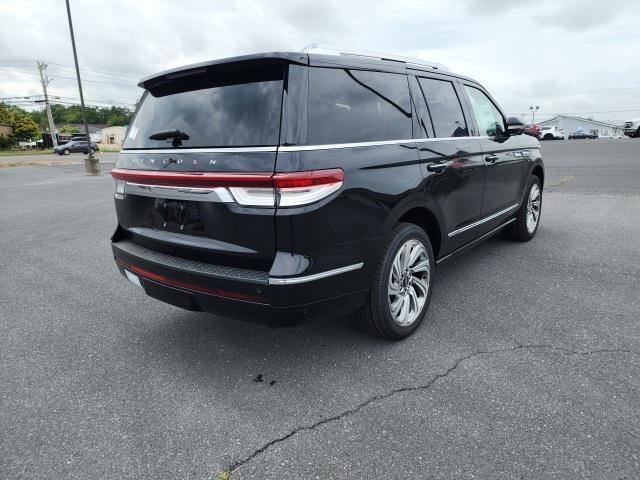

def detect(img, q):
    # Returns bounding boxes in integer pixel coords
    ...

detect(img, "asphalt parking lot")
[1,138,639,479]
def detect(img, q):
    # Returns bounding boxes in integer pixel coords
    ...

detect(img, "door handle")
[427,162,447,173]
[485,154,499,163]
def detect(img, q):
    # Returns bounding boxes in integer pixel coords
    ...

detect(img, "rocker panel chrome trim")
[448,204,519,238]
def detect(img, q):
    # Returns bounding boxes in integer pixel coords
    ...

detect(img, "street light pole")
[529,105,539,124]
[64,0,100,175]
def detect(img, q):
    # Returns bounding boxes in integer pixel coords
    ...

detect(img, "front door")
[462,84,524,218]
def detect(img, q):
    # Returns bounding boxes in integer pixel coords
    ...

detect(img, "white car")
[623,118,640,138]
[539,126,565,140]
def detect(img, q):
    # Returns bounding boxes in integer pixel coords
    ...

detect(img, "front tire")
[356,223,435,340]
[543,134,553,140]
[63,149,70,155]
[504,176,542,241]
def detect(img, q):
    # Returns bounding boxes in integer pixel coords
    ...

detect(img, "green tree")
[60,124,81,134]
[0,102,40,141]
[49,103,133,126]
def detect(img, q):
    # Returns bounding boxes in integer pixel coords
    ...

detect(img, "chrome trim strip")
[448,204,519,238]
[120,147,277,154]
[437,218,516,264]
[124,182,234,202]
[278,136,489,152]
[120,137,490,155]
[268,262,363,285]
[279,139,417,152]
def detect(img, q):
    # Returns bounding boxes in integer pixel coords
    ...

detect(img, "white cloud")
[1,0,639,121]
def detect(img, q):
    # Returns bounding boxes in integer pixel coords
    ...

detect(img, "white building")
[99,126,127,146]
[538,114,624,137]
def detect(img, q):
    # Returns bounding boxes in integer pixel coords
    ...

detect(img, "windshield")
[124,64,284,149]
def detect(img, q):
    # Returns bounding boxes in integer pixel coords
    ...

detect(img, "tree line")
[0,102,134,147]
[30,104,134,129]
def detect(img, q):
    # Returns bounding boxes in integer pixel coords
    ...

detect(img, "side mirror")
[506,116,525,136]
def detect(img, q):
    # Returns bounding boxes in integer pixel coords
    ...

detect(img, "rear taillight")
[229,169,344,207]
[111,168,344,207]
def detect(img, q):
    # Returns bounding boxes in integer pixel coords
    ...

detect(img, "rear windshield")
[124,64,284,149]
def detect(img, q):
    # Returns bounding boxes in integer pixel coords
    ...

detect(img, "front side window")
[307,68,411,144]
[464,85,505,137]
[418,77,468,138]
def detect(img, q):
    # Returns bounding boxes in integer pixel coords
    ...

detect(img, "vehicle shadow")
[131,232,539,391]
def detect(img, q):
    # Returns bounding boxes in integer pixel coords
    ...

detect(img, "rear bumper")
[112,239,369,325]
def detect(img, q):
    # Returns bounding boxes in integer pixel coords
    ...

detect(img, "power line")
[0,66,139,87]
[0,58,140,80]
[46,62,139,80]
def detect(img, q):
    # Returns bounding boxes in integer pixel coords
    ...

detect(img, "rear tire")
[543,134,553,140]
[504,176,542,242]
[356,223,435,340]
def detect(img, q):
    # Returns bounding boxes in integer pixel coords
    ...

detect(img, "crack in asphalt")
[227,343,639,475]
[544,175,575,190]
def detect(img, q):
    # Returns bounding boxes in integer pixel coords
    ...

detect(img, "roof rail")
[302,44,450,72]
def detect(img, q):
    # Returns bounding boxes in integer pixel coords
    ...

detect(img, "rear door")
[460,83,524,219]
[113,61,286,270]
[411,74,486,251]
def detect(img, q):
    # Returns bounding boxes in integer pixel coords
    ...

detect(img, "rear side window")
[417,78,468,138]
[124,64,284,149]
[307,68,411,144]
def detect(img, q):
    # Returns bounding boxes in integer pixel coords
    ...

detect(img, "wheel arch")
[397,207,442,259]
[532,164,544,188]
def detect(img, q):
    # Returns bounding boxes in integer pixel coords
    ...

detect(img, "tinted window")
[307,68,411,144]
[408,75,432,138]
[464,85,505,137]
[124,66,284,149]
[417,78,468,138]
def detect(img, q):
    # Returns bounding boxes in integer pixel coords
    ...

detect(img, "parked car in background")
[18,141,38,150]
[110,47,544,340]
[524,123,541,138]
[539,126,565,140]
[623,118,640,138]
[568,129,598,140]
[53,140,99,155]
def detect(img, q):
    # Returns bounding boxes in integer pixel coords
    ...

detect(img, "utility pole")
[65,0,100,175]
[37,61,58,148]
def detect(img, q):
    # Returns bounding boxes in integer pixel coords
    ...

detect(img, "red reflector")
[111,168,273,188]
[116,260,267,304]
[273,169,344,188]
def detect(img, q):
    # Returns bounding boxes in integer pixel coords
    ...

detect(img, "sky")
[1,0,639,123]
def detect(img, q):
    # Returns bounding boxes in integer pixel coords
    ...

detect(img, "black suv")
[111,47,543,339]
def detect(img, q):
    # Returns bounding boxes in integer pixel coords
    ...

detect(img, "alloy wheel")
[388,238,430,327]
[526,183,541,233]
